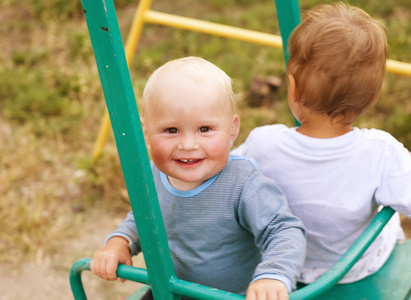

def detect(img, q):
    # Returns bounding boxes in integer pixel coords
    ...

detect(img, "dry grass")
[0,3,128,263]
[1,0,410,265]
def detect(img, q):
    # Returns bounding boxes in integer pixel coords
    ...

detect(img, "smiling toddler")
[90,57,306,300]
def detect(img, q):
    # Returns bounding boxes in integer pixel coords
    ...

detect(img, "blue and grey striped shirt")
[107,155,306,295]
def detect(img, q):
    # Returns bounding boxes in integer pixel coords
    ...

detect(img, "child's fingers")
[90,257,102,277]
[105,257,119,281]
[90,258,96,274]
[90,257,104,279]
[245,290,256,300]
[277,289,289,300]
[99,260,113,281]
[90,241,131,282]
[268,291,280,300]
[91,253,117,281]
[246,279,289,300]
[120,256,133,283]
[124,255,133,267]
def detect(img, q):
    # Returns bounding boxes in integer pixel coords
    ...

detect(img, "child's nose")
[177,134,200,150]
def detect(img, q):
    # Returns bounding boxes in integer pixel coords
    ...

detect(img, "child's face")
[143,74,239,191]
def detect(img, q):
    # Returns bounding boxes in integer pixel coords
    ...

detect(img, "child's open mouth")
[176,159,202,165]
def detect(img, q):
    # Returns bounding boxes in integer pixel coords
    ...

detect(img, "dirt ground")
[1,213,410,300]
[0,209,146,300]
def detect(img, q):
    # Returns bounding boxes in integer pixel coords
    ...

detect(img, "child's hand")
[90,236,132,282]
[246,279,289,300]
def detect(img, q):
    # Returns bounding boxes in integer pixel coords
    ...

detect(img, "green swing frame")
[70,0,411,299]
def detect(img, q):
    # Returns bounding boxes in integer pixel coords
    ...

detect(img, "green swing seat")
[310,239,411,300]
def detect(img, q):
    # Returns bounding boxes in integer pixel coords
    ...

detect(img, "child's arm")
[239,169,306,294]
[246,279,289,300]
[90,236,133,282]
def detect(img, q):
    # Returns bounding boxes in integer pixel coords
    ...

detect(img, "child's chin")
[168,175,204,190]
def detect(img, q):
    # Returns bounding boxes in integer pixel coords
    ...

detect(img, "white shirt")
[233,125,411,283]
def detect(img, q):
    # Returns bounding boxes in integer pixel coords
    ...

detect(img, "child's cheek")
[208,140,221,152]
[209,139,230,157]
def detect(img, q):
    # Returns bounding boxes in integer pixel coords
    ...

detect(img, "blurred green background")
[0,0,410,291]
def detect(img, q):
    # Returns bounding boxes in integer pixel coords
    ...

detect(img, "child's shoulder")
[356,128,411,164]
[360,128,404,148]
[206,155,262,193]
[240,124,290,149]
[223,155,281,191]
[248,124,290,138]
[227,154,260,172]
[232,124,291,157]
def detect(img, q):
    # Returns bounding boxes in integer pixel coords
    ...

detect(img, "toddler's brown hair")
[287,2,388,123]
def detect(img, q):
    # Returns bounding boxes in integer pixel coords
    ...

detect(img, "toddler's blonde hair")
[143,56,236,113]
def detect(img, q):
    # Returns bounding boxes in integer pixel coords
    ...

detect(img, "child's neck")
[167,176,205,191]
[297,113,352,138]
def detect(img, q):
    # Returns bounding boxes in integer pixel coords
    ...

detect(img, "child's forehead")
[143,66,235,116]
[153,73,228,101]
[145,79,233,118]
[157,71,218,87]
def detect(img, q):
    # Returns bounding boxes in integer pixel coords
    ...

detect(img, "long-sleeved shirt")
[107,155,306,294]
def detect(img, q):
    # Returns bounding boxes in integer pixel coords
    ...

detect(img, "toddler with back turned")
[234,2,411,284]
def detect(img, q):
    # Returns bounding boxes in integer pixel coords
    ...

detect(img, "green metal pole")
[274,0,301,126]
[79,0,179,299]
[69,258,90,300]
[274,0,301,66]
[169,278,245,300]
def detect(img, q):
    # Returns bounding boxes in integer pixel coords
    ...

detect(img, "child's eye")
[166,128,178,134]
[199,127,211,133]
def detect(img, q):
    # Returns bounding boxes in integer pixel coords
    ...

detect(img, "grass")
[1,0,410,263]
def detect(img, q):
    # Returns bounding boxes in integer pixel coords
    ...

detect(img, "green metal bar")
[169,278,245,300]
[70,258,150,300]
[70,258,90,300]
[118,264,150,284]
[273,0,301,126]
[274,0,301,66]
[79,0,178,299]
[290,207,396,300]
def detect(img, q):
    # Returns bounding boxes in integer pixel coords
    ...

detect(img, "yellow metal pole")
[92,0,153,161]
[386,59,411,77]
[92,110,112,160]
[144,10,283,48]
[124,0,153,64]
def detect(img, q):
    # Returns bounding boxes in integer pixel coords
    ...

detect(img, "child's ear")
[230,114,240,147]
[140,117,151,151]
[287,73,298,104]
